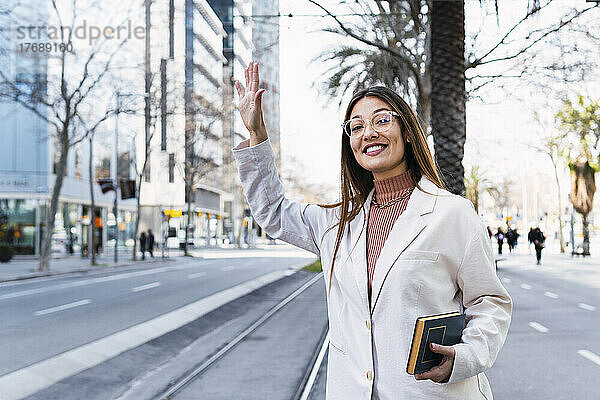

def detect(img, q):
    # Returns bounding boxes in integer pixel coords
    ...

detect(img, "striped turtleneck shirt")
[367,170,416,302]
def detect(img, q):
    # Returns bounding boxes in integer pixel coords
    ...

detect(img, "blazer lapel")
[346,190,373,314]
[370,177,439,314]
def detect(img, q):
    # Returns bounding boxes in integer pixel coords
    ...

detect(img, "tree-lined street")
[0,0,599,399]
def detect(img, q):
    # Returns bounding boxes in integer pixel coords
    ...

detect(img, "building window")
[118,152,131,180]
[168,153,174,183]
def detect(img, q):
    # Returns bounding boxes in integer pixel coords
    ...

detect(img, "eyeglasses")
[341,110,400,138]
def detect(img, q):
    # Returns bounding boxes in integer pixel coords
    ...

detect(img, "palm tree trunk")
[430,0,466,196]
[582,213,590,256]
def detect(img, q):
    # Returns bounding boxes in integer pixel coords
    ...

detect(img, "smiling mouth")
[363,144,387,156]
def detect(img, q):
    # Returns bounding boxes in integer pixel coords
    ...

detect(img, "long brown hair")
[320,86,446,292]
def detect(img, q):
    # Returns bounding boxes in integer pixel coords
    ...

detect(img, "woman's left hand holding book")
[414,343,456,383]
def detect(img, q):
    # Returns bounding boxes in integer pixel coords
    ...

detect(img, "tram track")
[155,272,327,400]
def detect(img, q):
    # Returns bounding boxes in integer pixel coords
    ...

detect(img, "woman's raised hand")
[235,61,267,146]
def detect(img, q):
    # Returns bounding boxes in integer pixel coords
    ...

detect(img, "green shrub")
[0,244,14,263]
[303,258,322,273]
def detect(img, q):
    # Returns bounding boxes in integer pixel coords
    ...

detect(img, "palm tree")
[429,0,466,195]
[569,153,597,256]
[557,95,600,255]
[310,0,590,196]
[308,0,431,131]
[464,165,495,214]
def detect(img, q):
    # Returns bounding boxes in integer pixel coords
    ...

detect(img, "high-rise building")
[0,0,139,256]
[139,0,228,248]
[207,0,254,245]
[252,0,280,168]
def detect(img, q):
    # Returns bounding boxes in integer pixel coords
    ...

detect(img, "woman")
[495,227,505,255]
[532,227,546,265]
[233,61,512,399]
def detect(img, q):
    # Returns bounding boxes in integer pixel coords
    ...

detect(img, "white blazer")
[233,139,512,400]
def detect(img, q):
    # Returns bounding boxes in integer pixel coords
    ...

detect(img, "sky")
[276,0,600,208]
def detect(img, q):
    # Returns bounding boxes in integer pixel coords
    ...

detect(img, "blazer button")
[365,320,371,330]
[366,370,373,381]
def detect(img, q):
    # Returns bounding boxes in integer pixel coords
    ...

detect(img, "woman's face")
[348,96,408,181]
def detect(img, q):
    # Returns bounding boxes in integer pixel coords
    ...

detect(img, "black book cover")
[406,312,466,375]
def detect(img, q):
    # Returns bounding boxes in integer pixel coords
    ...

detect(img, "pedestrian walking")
[528,227,535,254]
[147,229,155,258]
[232,61,511,399]
[513,228,520,249]
[139,232,146,260]
[505,227,519,253]
[495,227,505,255]
[506,227,515,253]
[532,227,546,265]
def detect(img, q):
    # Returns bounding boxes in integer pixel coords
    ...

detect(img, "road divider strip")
[0,263,311,400]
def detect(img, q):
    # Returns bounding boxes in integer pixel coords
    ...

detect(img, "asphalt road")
[305,253,599,400]
[3,251,598,399]
[0,256,313,377]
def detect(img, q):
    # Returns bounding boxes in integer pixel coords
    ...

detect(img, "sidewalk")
[0,243,315,283]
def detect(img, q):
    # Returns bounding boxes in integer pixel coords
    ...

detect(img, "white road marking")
[520,283,532,290]
[34,299,91,316]
[0,265,191,301]
[528,322,549,333]
[187,272,207,279]
[501,278,511,284]
[578,350,600,366]
[578,303,596,311]
[132,282,161,292]
[299,331,330,400]
[222,266,234,271]
[544,291,559,299]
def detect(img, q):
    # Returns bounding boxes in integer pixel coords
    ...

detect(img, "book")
[406,312,466,375]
